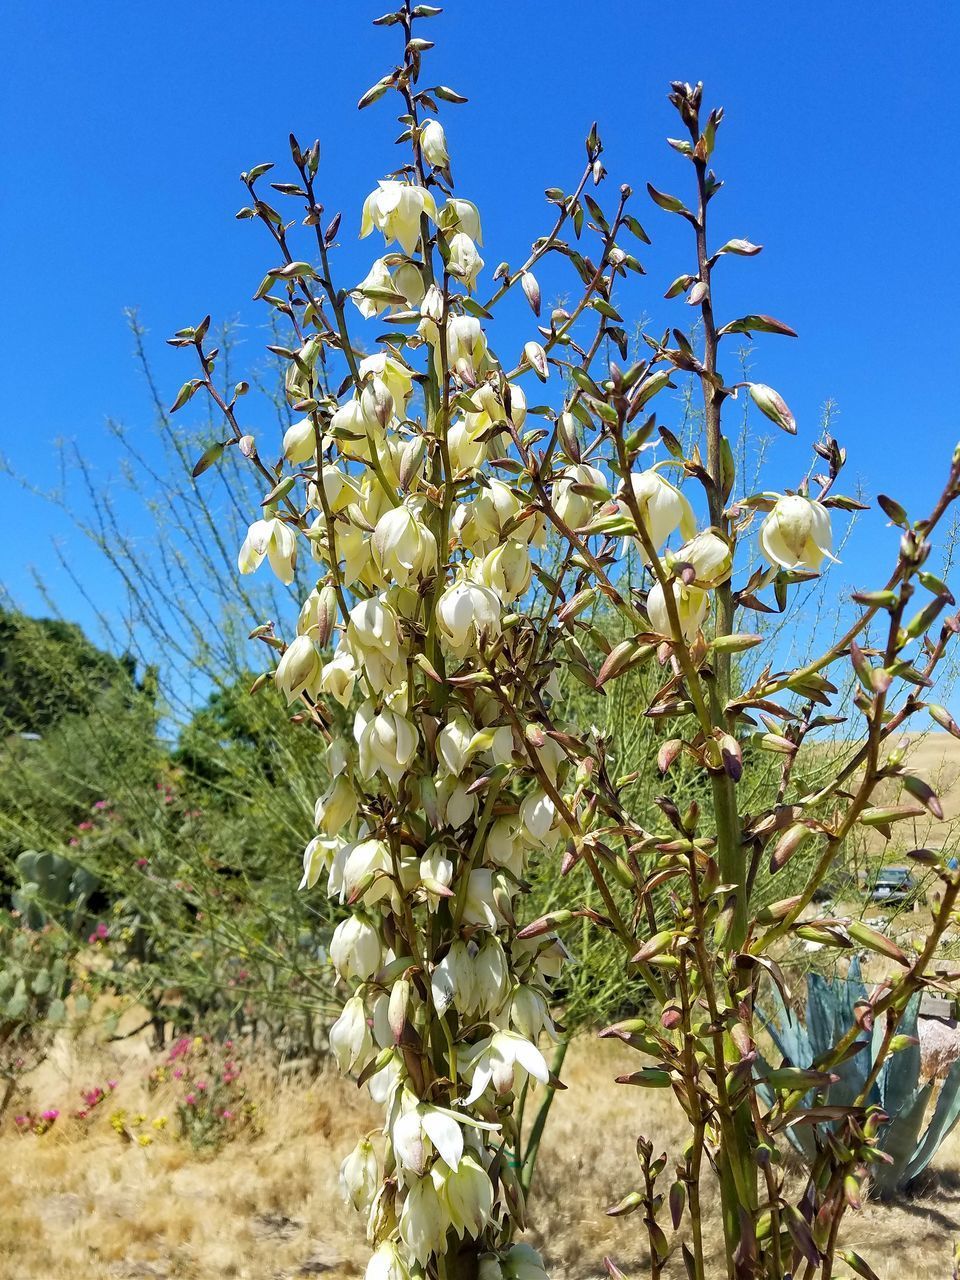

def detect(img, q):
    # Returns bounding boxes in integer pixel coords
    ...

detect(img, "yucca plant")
[759,958,960,1197]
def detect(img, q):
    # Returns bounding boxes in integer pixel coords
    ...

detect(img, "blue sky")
[2,1,959,688]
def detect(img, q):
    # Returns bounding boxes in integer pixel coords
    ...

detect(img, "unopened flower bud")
[523,340,549,381]
[521,271,541,316]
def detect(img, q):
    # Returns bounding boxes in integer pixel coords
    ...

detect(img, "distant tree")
[0,606,146,736]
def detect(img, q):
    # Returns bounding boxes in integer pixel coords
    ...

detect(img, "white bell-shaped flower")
[299,835,339,891]
[672,529,733,588]
[238,517,297,585]
[759,493,836,570]
[620,470,696,562]
[436,579,501,656]
[431,940,477,1015]
[315,775,358,836]
[436,1153,494,1239]
[283,417,318,464]
[329,995,373,1074]
[464,1030,550,1103]
[340,1137,379,1213]
[447,232,483,292]
[364,1242,410,1280]
[420,119,449,169]
[372,502,438,586]
[473,935,509,1014]
[439,197,483,245]
[358,352,415,412]
[355,701,419,786]
[361,180,438,256]
[342,597,403,693]
[393,1096,465,1175]
[553,462,608,531]
[274,635,322,704]
[519,791,558,845]
[398,1173,450,1264]
[330,915,383,982]
[462,868,499,929]
[318,652,359,708]
[647,579,708,643]
[419,846,454,906]
[477,540,531,604]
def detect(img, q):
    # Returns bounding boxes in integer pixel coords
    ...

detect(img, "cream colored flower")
[315,775,358,836]
[340,1137,379,1214]
[439,197,483,244]
[464,1030,550,1103]
[361,180,437,256]
[283,417,318,464]
[398,1174,449,1264]
[420,119,449,169]
[673,529,733,588]
[477,540,531,603]
[330,995,373,1074]
[759,494,836,570]
[330,915,383,982]
[341,597,403,693]
[647,579,708,642]
[351,258,401,319]
[436,1153,494,1239]
[621,470,696,561]
[436,579,502,655]
[238,517,297,584]
[355,701,419,786]
[358,352,415,411]
[318,652,359,708]
[372,502,438,586]
[447,232,483,291]
[553,463,608,530]
[274,634,322,704]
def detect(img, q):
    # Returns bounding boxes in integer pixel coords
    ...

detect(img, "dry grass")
[6,733,960,1277]
[3,1035,960,1280]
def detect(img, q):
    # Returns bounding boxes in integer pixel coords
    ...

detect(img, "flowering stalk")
[177,8,960,1279]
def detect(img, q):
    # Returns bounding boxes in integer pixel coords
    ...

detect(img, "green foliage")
[0,605,143,736]
[0,910,77,1115]
[758,960,960,1196]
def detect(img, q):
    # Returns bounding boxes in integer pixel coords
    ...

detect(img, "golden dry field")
[4,1033,960,1280]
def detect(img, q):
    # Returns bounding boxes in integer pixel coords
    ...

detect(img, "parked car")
[862,865,916,904]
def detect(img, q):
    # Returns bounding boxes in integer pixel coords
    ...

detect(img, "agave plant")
[758,958,960,1196]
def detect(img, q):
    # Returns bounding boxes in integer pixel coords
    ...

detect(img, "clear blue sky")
[2,1,959,685]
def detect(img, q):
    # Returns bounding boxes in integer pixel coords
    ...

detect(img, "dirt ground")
[3,1034,960,1280]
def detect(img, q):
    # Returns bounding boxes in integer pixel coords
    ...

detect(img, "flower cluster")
[13,1107,60,1135]
[223,58,842,1280]
[148,1034,256,1151]
[177,12,960,1277]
